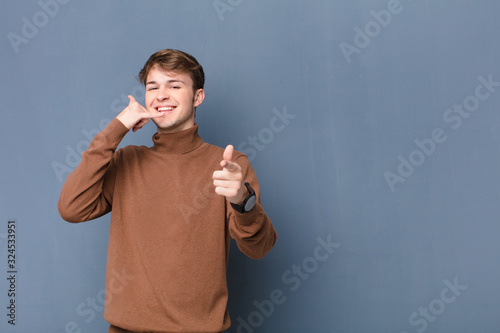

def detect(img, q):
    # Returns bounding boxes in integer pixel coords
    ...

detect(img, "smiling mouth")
[157,106,176,112]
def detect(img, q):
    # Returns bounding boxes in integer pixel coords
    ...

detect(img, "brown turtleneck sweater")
[58,119,277,333]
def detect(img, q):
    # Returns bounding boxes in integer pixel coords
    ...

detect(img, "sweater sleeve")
[58,118,129,223]
[227,155,277,259]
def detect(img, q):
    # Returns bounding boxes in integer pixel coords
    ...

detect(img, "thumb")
[127,95,137,105]
[223,145,234,163]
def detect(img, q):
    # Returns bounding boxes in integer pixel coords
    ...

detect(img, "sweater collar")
[151,124,204,154]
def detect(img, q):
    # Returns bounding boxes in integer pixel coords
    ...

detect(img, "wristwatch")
[230,182,256,213]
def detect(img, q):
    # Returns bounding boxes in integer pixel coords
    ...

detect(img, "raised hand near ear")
[212,145,246,204]
[116,95,165,132]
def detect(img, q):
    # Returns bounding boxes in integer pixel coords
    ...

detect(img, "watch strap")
[230,182,256,213]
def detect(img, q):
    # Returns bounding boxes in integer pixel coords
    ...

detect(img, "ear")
[193,89,205,107]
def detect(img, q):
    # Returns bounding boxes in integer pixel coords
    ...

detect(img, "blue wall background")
[2,0,500,332]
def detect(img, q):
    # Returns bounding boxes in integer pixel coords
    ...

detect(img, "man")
[58,49,277,333]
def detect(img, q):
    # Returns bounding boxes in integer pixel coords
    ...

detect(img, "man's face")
[145,66,204,134]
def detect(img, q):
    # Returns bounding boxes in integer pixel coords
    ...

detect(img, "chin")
[156,121,190,134]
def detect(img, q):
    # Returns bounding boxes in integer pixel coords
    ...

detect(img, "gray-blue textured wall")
[2,0,500,332]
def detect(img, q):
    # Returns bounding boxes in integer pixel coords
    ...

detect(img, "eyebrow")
[145,79,186,86]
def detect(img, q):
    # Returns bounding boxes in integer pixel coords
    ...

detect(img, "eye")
[171,86,181,89]
[147,87,158,91]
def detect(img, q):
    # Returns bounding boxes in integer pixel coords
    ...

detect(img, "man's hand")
[213,145,247,204]
[116,95,165,132]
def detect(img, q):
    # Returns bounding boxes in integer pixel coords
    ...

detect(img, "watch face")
[244,195,257,211]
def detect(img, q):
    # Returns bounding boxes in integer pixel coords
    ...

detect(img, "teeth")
[158,107,174,111]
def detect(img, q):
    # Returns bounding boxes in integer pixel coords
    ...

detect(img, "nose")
[156,86,170,100]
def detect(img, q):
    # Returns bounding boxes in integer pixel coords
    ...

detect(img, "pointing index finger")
[222,160,241,173]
